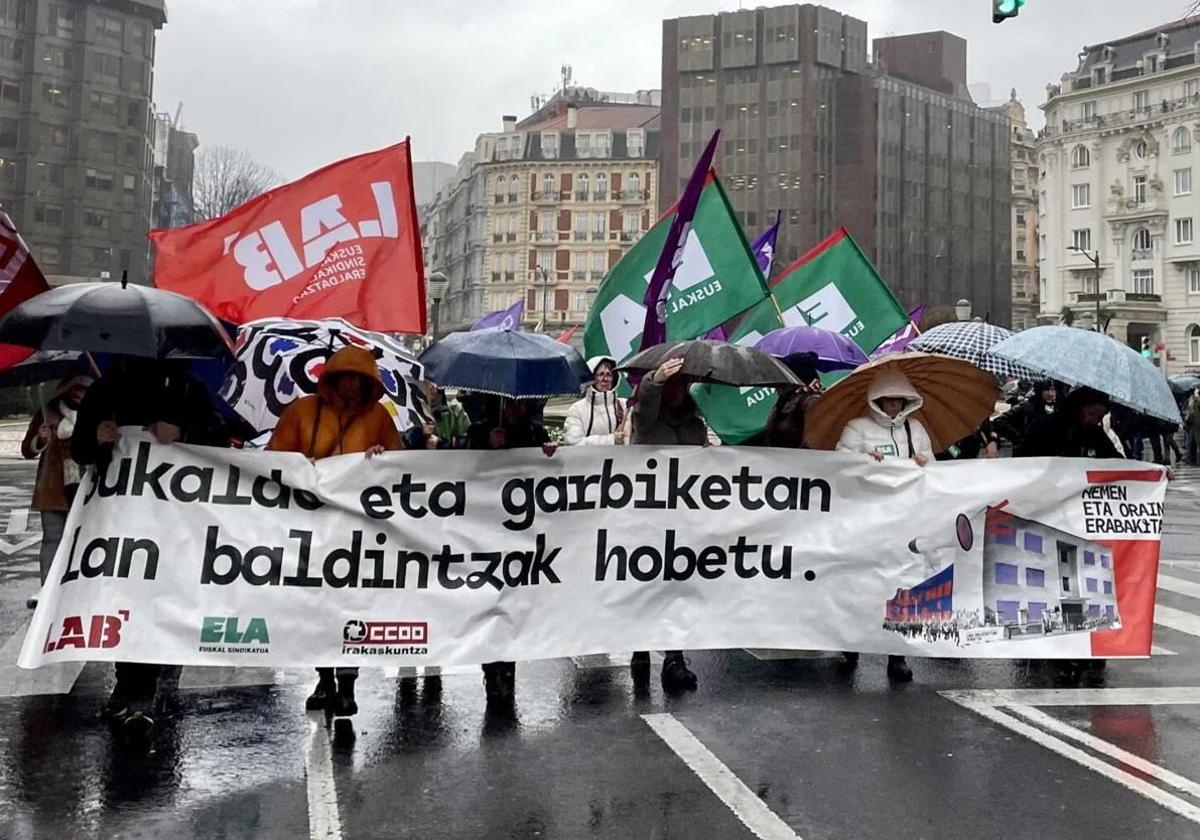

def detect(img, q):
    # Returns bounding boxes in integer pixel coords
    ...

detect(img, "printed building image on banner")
[981,509,1119,635]
[882,506,1122,648]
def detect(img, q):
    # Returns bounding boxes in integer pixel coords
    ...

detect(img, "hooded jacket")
[1016,387,1122,459]
[22,374,93,511]
[836,370,934,460]
[267,346,403,458]
[564,357,626,446]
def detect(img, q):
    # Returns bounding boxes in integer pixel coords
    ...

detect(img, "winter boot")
[121,693,156,739]
[887,655,913,683]
[101,681,132,721]
[661,653,697,693]
[483,662,514,705]
[306,671,337,711]
[332,674,358,717]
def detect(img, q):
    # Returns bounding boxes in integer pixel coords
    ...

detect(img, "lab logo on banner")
[199,616,270,654]
[44,610,129,653]
[341,619,429,655]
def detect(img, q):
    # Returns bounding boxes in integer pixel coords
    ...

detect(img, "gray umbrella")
[618,340,800,387]
[0,280,232,360]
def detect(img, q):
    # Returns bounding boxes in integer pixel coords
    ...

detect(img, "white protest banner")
[20,433,1166,669]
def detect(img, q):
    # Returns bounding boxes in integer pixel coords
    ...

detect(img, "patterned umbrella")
[219,317,428,435]
[907,320,1036,382]
[990,326,1180,423]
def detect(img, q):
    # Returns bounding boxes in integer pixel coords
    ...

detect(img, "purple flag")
[472,299,524,331]
[870,305,926,357]
[751,212,781,278]
[639,130,721,351]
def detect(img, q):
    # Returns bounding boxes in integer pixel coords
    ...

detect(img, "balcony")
[594,191,608,201]
[573,230,587,241]
[572,270,587,280]
[505,232,516,242]
[590,231,606,241]
[491,271,500,281]
[533,230,556,243]
[504,271,515,281]
[619,189,646,204]
[507,193,518,203]
[493,195,504,204]
[492,233,502,242]
[1132,249,1153,261]
[619,231,638,242]
[533,191,557,205]
[574,192,588,202]
[1043,93,1200,139]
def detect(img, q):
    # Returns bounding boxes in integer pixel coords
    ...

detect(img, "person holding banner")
[628,357,703,693]
[467,395,555,705]
[835,370,936,683]
[747,353,819,449]
[21,374,92,607]
[72,356,231,735]
[266,345,404,717]
[563,357,626,446]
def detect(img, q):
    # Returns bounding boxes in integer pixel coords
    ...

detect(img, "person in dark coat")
[1013,385,1121,686]
[746,352,820,449]
[1016,386,1121,459]
[992,379,1056,450]
[72,355,231,736]
[467,396,554,706]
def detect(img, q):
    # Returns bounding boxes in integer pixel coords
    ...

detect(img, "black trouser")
[316,667,358,683]
[114,662,162,699]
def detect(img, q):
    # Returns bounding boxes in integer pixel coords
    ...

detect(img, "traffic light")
[1141,336,1152,358]
[993,0,1025,23]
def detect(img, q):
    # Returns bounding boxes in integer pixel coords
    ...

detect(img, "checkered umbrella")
[907,321,1037,382]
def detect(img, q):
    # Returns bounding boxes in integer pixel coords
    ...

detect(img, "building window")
[540,132,558,160]
[94,14,124,43]
[1190,325,1200,363]
[1072,229,1091,252]
[84,246,110,268]
[1103,581,1113,595]
[591,251,606,274]
[623,211,640,235]
[36,162,64,187]
[573,212,587,239]
[0,77,17,104]
[576,173,588,201]
[0,116,16,147]
[1086,578,1099,593]
[1175,127,1193,154]
[994,562,1019,585]
[1026,568,1046,588]
[1178,217,1195,245]
[1071,145,1090,168]
[592,212,607,239]
[91,53,120,78]
[89,91,118,117]
[1088,605,1102,619]
[1189,79,1200,99]
[594,133,610,158]
[83,209,109,230]
[1100,555,1110,569]
[1176,168,1193,195]
[34,204,63,225]
[541,173,554,199]
[44,124,66,148]
[1133,268,1155,294]
[1133,227,1152,254]
[43,45,69,70]
[1083,550,1095,565]
[121,210,133,232]
[1134,90,1150,112]
[1134,140,1149,160]
[1062,576,1071,592]
[130,23,148,53]
[595,173,607,200]
[41,83,69,110]
[1082,101,1097,120]
[1028,602,1048,621]
[538,211,554,236]
[992,525,1016,546]
[1134,175,1148,205]
[35,245,59,266]
[627,129,644,158]
[85,169,113,191]
[0,34,21,63]
[1023,533,1044,553]
[49,3,74,37]
[628,172,641,199]
[1071,183,1090,208]
[1016,209,1026,227]
[123,174,136,194]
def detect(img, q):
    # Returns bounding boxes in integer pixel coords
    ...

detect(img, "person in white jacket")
[835,368,934,682]
[564,356,627,446]
[836,369,934,465]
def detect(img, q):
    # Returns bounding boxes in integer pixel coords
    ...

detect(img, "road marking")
[7,508,28,534]
[946,698,1200,826]
[1153,645,1179,656]
[1007,704,1200,800]
[642,713,800,840]
[1154,604,1200,638]
[305,716,343,840]
[573,651,663,670]
[1159,574,1200,601]
[941,687,1200,706]
[0,618,83,697]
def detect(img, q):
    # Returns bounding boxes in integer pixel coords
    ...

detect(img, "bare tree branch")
[192,146,284,221]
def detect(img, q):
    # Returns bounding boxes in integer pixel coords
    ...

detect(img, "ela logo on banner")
[200,616,270,652]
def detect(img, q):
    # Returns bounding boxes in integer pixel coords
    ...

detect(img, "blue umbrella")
[753,326,868,372]
[989,326,1179,423]
[419,328,590,398]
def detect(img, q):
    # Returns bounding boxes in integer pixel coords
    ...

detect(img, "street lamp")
[955,299,972,321]
[1066,245,1102,330]
[426,271,448,339]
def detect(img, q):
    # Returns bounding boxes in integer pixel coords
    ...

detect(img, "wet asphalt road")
[1,460,1200,839]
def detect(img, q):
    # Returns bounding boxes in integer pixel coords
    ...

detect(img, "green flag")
[695,228,908,444]
[583,176,769,368]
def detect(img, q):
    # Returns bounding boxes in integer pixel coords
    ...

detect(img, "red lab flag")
[0,208,50,369]
[151,140,427,333]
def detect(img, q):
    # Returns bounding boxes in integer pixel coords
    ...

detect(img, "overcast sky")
[155,0,1200,180]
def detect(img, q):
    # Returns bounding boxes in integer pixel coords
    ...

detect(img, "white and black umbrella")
[907,321,1036,382]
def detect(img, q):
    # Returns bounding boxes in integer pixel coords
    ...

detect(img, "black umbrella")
[1169,375,1200,396]
[0,281,232,360]
[0,350,85,389]
[618,340,800,387]
[419,328,591,398]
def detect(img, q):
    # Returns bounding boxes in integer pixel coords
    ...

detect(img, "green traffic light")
[994,0,1025,20]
